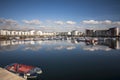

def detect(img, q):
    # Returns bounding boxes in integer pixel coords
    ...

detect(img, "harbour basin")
[0,39,120,80]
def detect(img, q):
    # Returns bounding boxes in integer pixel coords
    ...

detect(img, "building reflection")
[0,38,120,51]
[83,38,120,50]
[98,38,120,49]
[0,40,42,51]
[0,40,19,51]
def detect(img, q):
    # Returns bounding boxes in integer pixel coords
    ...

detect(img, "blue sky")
[0,0,120,32]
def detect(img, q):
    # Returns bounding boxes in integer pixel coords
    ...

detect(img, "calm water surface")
[0,39,120,80]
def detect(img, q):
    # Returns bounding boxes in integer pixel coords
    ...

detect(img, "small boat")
[85,38,98,45]
[24,38,31,41]
[5,63,42,79]
[85,38,98,42]
[76,37,86,42]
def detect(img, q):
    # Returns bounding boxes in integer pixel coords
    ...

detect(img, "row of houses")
[1,27,119,37]
[86,27,120,37]
[0,29,83,37]
[0,30,55,36]
[56,30,83,36]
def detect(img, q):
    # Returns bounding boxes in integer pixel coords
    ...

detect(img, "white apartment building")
[71,30,78,36]
[18,31,22,36]
[42,32,54,36]
[71,30,82,36]
[36,31,42,36]
[0,29,83,37]
[29,30,35,36]
[0,30,7,35]
[0,29,55,36]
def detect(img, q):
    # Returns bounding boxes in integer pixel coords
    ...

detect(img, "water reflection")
[0,40,19,51]
[0,40,76,51]
[81,38,120,51]
[0,38,120,51]
[54,45,76,50]
[84,38,120,50]
[101,38,120,49]
[82,45,112,51]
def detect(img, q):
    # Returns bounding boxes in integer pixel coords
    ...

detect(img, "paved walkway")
[0,67,25,80]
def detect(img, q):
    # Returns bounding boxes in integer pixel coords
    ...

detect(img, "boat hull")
[5,63,42,79]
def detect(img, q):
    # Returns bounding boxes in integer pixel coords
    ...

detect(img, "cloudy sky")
[0,0,120,32]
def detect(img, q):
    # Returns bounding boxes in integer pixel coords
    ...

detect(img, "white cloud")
[82,20,99,24]
[82,20,120,30]
[0,18,6,23]
[0,18,18,30]
[22,19,42,25]
[82,20,120,26]
[66,21,76,25]
[54,20,76,25]
[113,21,120,25]
[54,21,64,25]
[103,20,112,24]
[0,18,17,25]
[1,17,120,32]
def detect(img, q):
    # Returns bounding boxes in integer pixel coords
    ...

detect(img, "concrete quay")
[0,67,25,80]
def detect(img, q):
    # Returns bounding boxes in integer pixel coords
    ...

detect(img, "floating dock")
[0,67,25,80]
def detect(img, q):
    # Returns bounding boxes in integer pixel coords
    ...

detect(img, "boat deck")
[0,67,25,80]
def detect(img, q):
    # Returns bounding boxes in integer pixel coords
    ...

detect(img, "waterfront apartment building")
[57,32,71,36]
[86,27,120,37]
[94,30,108,37]
[56,30,83,37]
[108,27,119,37]
[85,29,94,37]
[0,30,55,37]
[0,29,83,38]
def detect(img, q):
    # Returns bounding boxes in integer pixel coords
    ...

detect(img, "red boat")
[5,63,42,79]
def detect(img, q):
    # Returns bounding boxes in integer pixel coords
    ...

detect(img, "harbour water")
[0,38,120,80]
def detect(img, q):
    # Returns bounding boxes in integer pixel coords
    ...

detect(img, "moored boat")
[85,38,98,42]
[5,63,42,79]
[76,37,86,42]
[85,38,98,45]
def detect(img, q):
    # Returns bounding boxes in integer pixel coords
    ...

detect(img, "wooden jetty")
[0,67,25,80]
